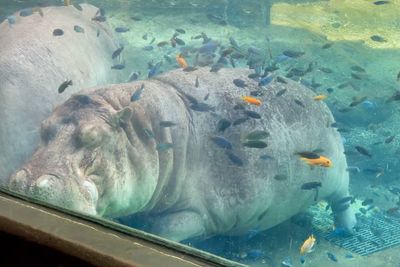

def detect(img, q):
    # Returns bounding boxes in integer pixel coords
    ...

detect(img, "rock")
[9,67,356,241]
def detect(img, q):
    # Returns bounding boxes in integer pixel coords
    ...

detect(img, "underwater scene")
[1,0,400,266]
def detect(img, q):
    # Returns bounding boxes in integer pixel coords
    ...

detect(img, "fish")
[385,135,395,144]
[71,25,84,34]
[157,41,169,47]
[183,66,197,72]
[233,79,247,88]
[216,119,231,132]
[260,154,274,160]
[374,1,390,5]
[294,99,305,107]
[176,54,188,68]
[115,27,130,33]
[299,155,332,167]
[242,140,268,148]
[226,151,244,166]
[274,174,287,181]
[159,121,176,127]
[148,61,162,78]
[174,37,185,46]
[370,35,387,42]
[58,80,72,94]
[233,117,249,126]
[314,95,327,101]
[296,152,320,159]
[210,136,233,149]
[276,76,287,84]
[195,76,199,88]
[156,143,173,152]
[243,110,261,119]
[233,103,246,110]
[112,47,124,59]
[362,198,374,206]
[301,182,322,190]
[242,96,262,106]
[319,67,333,74]
[204,92,209,101]
[300,235,316,255]
[258,75,273,86]
[327,252,338,262]
[283,50,305,58]
[322,42,333,49]
[250,90,265,97]
[326,88,334,93]
[245,130,270,140]
[190,102,214,112]
[349,96,367,107]
[210,63,224,72]
[355,146,372,157]
[175,28,186,34]
[351,65,366,72]
[53,29,64,36]
[276,89,287,97]
[111,64,125,70]
[130,84,145,102]
[127,71,140,82]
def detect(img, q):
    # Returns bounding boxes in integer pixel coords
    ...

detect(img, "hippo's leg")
[328,190,357,233]
[151,211,206,242]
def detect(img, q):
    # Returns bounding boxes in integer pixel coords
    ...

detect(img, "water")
[1,0,400,266]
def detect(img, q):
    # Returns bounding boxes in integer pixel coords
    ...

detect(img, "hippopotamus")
[0,4,122,183]
[9,67,356,242]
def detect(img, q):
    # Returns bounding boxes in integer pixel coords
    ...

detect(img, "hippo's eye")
[78,125,106,148]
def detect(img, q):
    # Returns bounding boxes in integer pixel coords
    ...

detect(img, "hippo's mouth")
[9,168,99,216]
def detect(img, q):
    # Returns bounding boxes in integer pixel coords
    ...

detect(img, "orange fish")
[300,235,316,255]
[314,95,327,101]
[241,96,262,106]
[176,54,188,68]
[300,155,332,167]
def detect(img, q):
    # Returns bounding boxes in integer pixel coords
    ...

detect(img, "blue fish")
[210,136,233,150]
[258,75,273,86]
[7,15,16,27]
[115,26,130,33]
[130,84,145,102]
[327,252,338,262]
[148,61,162,78]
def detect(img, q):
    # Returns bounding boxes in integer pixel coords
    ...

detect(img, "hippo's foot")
[151,211,206,242]
[332,205,357,234]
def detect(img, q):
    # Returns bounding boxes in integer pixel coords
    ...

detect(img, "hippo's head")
[9,94,157,217]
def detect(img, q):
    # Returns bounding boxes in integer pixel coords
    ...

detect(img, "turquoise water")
[1,0,400,266]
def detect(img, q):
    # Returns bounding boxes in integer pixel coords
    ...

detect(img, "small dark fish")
[301,182,322,190]
[159,121,176,127]
[210,63,224,72]
[319,67,333,73]
[190,102,215,112]
[374,1,390,5]
[258,75,273,86]
[321,42,333,49]
[148,61,162,78]
[327,252,338,262]
[92,15,106,22]
[112,47,124,59]
[260,154,274,160]
[174,37,185,46]
[195,76,199,88]
[370,35,387,42]
[111,64,125,70]
[244,110,261,119]
[53,28,64,36]
[233,117,248,126]
[143,128,154,139]
[385,135,395,144]
[175,28,186,34]
[226,151,243,166]
[245,130,269,140]
[362,198,374,206]
[73,25,84,33]
[204,92,209,101]
[157,41,169,47]
[233,79,247,88]
[96,29,100,37]
[58,80,72,93]
[217,119,231,132]
[130,83,145,102]
[211,136,233,149]
[294,99,305,107]
[233,103,246,110]
[276,89,287,97]
[143,45,154,51]
[351,65,366,72]
[274,174,287,181]
[282,50,305,58]
[276,76,287,84]
[250,90,265,97]
[242,140,268,148]
[326,88,334,93]
[183,66,198,72]
[115,26,130,33]
[355,146,372,157]
[131,15,142,21]
[156,143,173,152]
[296,152,320,159]
[142,33,148,40]
[351,73,363,80]
[127,71,140,82]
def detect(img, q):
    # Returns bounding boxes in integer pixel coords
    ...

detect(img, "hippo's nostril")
[9,169,29,193]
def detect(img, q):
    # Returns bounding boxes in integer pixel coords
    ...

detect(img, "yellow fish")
[314,95,327,101]
[300,234,316,255]
[241,96,262,106]
[300,156,332,168]
[176,54,188,68]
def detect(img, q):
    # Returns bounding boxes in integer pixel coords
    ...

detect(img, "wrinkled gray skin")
[0,4,122,182]
[9,68,356,241]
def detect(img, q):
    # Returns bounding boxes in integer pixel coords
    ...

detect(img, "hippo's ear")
[111,107,133,128]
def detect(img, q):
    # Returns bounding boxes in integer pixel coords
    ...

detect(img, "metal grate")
[311,207,400,256]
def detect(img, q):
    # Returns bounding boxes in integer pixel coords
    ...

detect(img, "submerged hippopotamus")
[9,68,356,241]
[0,4,121,182]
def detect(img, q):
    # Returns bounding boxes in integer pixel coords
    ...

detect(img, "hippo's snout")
[9,169,29,193]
